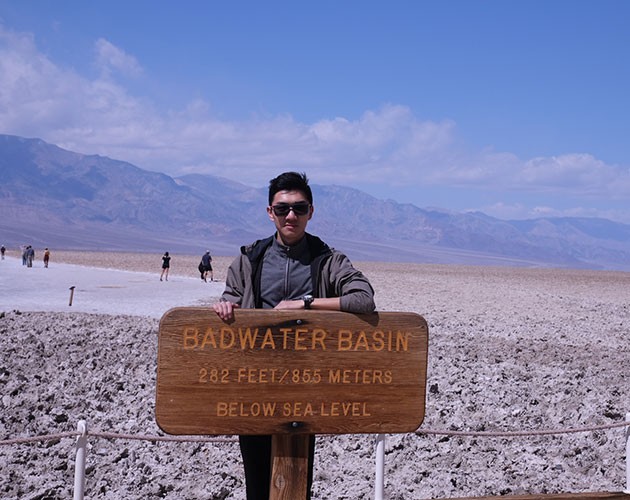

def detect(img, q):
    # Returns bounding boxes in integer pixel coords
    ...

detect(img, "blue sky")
[1,1,629,223]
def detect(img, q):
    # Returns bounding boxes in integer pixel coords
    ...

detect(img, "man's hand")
[213,300,240,321]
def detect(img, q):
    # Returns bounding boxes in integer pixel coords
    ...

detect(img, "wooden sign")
[156,308,428,435]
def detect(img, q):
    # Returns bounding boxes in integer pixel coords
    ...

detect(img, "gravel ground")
[1,253,629,499]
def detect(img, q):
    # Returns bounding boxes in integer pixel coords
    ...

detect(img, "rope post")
[74,420,88,500]
[625,412,630,494]
[68,286,76,306]
[375,433,385,500]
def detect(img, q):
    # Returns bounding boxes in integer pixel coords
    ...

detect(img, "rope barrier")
[1,420,628,447]
[0,431,237,446]
[0,431,79,446]
[2,418,629,500]
[415,420,630,438]
[88,430,238,443]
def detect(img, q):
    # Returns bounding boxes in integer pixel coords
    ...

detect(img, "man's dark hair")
[268,171,313,205]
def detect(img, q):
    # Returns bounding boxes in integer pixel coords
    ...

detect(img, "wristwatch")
[302,294,314,309]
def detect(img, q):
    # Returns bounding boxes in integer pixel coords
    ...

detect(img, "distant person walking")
[21,245,27,265]
[0,245,5,260]
[26,246,34,267]
[160,252,171,281]
[200,250,213,282]
[43,248,50,268]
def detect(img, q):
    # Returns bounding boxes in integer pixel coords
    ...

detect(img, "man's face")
[267,189,314,246]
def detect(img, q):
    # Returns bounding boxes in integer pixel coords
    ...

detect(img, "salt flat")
[1,251,629,498]
[0,256,222,318]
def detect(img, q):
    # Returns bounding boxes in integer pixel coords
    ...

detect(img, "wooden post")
[270,434,311,500]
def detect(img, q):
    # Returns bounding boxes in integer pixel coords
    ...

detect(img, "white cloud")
[94,38,142,78]
[478,201,630,224]
[520,154,618,191]
[1,24,629,222]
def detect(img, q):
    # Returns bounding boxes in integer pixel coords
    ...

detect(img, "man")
[201,250,213,282]
[213,171,375,500]
[26,245,35,268]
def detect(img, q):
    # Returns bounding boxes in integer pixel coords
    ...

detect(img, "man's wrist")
[302,294,314,309]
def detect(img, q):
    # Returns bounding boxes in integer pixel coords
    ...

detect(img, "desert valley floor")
[1,250,629,499]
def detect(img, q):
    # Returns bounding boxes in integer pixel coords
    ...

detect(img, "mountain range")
[2,133,630,271]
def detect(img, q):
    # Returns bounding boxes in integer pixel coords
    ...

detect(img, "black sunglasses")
[270,202,311,217]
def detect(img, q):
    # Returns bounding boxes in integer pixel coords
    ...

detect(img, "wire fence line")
[415,420,630,438]
[0,431,237,446]
[2,418,629,500]
[2,420,628,447]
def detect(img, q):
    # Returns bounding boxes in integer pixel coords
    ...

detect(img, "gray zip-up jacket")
[221,233,376,313]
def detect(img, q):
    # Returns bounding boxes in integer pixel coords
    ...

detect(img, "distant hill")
[2,134,630,270]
